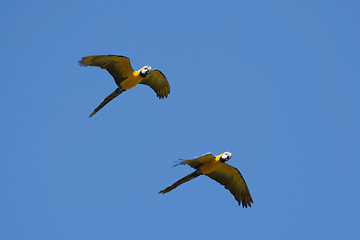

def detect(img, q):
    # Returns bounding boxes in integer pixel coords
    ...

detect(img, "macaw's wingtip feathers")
[240,197,253,208]
[89,111,96,117]
[79,57,91,66]
[244,203,251,208]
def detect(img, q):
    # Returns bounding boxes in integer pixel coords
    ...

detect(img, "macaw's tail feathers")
[89,87,125,117]
[158,171,200,194]
[173,159,185,167]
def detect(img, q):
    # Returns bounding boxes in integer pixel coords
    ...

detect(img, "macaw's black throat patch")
[139,71,147,78]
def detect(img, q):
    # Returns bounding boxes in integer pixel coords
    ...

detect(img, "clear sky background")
[1,0,359,239]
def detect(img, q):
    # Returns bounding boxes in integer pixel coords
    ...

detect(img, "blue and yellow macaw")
[158,152,253,207]
[79,55,170,117]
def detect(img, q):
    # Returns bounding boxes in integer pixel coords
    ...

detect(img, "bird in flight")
[79,55,170,117]
[158,152,253,207]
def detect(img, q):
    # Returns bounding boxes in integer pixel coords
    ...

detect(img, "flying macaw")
[158,152,253,207]
[79,55,170,117]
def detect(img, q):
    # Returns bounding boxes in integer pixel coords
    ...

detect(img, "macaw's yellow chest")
[199,160,222,175]
[120,71,143,90]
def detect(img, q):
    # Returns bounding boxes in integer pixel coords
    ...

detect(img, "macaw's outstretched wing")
[206,163,253,207]
[79,55,134,86]
[179,153,215,169]
[140,70,170,99]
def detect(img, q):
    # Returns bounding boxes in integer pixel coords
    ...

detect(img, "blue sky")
[1,0,359,239]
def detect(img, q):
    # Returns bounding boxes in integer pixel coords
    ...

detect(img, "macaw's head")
[220,152,232,162]
[140,66,152,77]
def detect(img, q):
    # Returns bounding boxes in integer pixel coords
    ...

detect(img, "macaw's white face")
[221,152,232,162]
[141,66,152,76]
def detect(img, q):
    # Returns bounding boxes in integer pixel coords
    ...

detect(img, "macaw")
[79,55,170,117]
[158,152,253,207]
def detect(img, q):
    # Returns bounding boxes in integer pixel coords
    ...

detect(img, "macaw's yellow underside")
[120,70,143,90]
